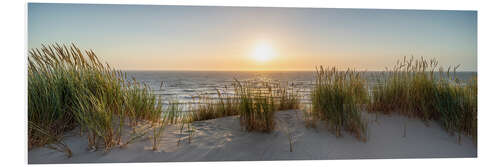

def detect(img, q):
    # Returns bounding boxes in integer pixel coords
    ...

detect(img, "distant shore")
[28,110,476,164]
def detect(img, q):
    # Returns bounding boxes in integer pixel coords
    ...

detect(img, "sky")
[28,3,477,71]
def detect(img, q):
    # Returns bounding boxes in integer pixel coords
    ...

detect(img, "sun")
[251,41,276,62]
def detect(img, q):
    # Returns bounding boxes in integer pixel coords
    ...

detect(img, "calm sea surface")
[125,71,477,109]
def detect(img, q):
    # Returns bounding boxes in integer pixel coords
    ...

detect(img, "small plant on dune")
[215,87,241,117]
[311,66,368,141]
[28,121,73,157]
[173,113,196,146]
[235,80,277,132]
[152,100,180,151]
[186,123,196,144]
[369,56,477,141]
[278,118,295,152]
[287,127,293,152]
[120,130,148,148]
[302,105,317,129]
[189,87,239,121]
[190,81,300,122]
[177,118,186,146]
[277,82,301,110]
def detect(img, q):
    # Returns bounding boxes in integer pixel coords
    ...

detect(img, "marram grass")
[28,44,163,153]
[231,79,301,132]
[277,82,301,111]
[188,87,239,122]
[369,56,477,141]
[152,100,182,151]
[234,80,281,132]
[189,80,301,123]
[311,66,368,141]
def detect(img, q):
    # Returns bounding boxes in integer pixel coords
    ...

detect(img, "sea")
[125,71,477,110]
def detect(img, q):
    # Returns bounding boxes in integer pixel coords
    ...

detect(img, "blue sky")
[28,3,477,71]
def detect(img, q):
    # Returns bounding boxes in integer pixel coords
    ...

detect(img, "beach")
[22,4,482,166]
[28,110,476,164]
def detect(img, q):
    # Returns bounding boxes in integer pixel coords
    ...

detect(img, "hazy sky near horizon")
[28,3,477,71]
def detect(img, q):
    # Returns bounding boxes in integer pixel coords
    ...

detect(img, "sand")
[28,110,477,164]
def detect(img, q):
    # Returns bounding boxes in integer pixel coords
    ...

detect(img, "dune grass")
[302,105,317,129]
[152,101,181,151]
[234,80,278,132]
[369,57,477,140]
[311,66,368,141]
[189,87,240,122]
[189,80,300,123]
[28,121,73,157]
[277,82,301,111]
[28,44,164,153]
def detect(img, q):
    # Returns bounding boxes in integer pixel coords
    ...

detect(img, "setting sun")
[251,41,276,62]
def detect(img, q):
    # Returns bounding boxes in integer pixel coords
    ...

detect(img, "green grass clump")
[277,82,301,110]
[435,77,477,141]
[234,80,277,132]
[369,57,440,119]
[311,66,368,141]
[369,56,477,140]
[123,80,163,126]
[28,44,163,153]
[189,87,239,121]
[189,81,300,122]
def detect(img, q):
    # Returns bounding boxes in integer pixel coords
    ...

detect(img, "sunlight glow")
[252,41,276,62]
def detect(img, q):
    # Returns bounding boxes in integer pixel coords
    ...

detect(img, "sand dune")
[28,110,476,164]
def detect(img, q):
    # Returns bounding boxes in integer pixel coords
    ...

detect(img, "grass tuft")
[369,56,477,141]
[234,80,277,132]
[189,80,300,124]
[189,87,239,121]
[311,66,368,141]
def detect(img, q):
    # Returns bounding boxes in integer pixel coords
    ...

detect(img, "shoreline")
[28,110,476,164]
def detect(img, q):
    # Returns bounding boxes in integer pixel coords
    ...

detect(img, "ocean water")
[125,71,477,109]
